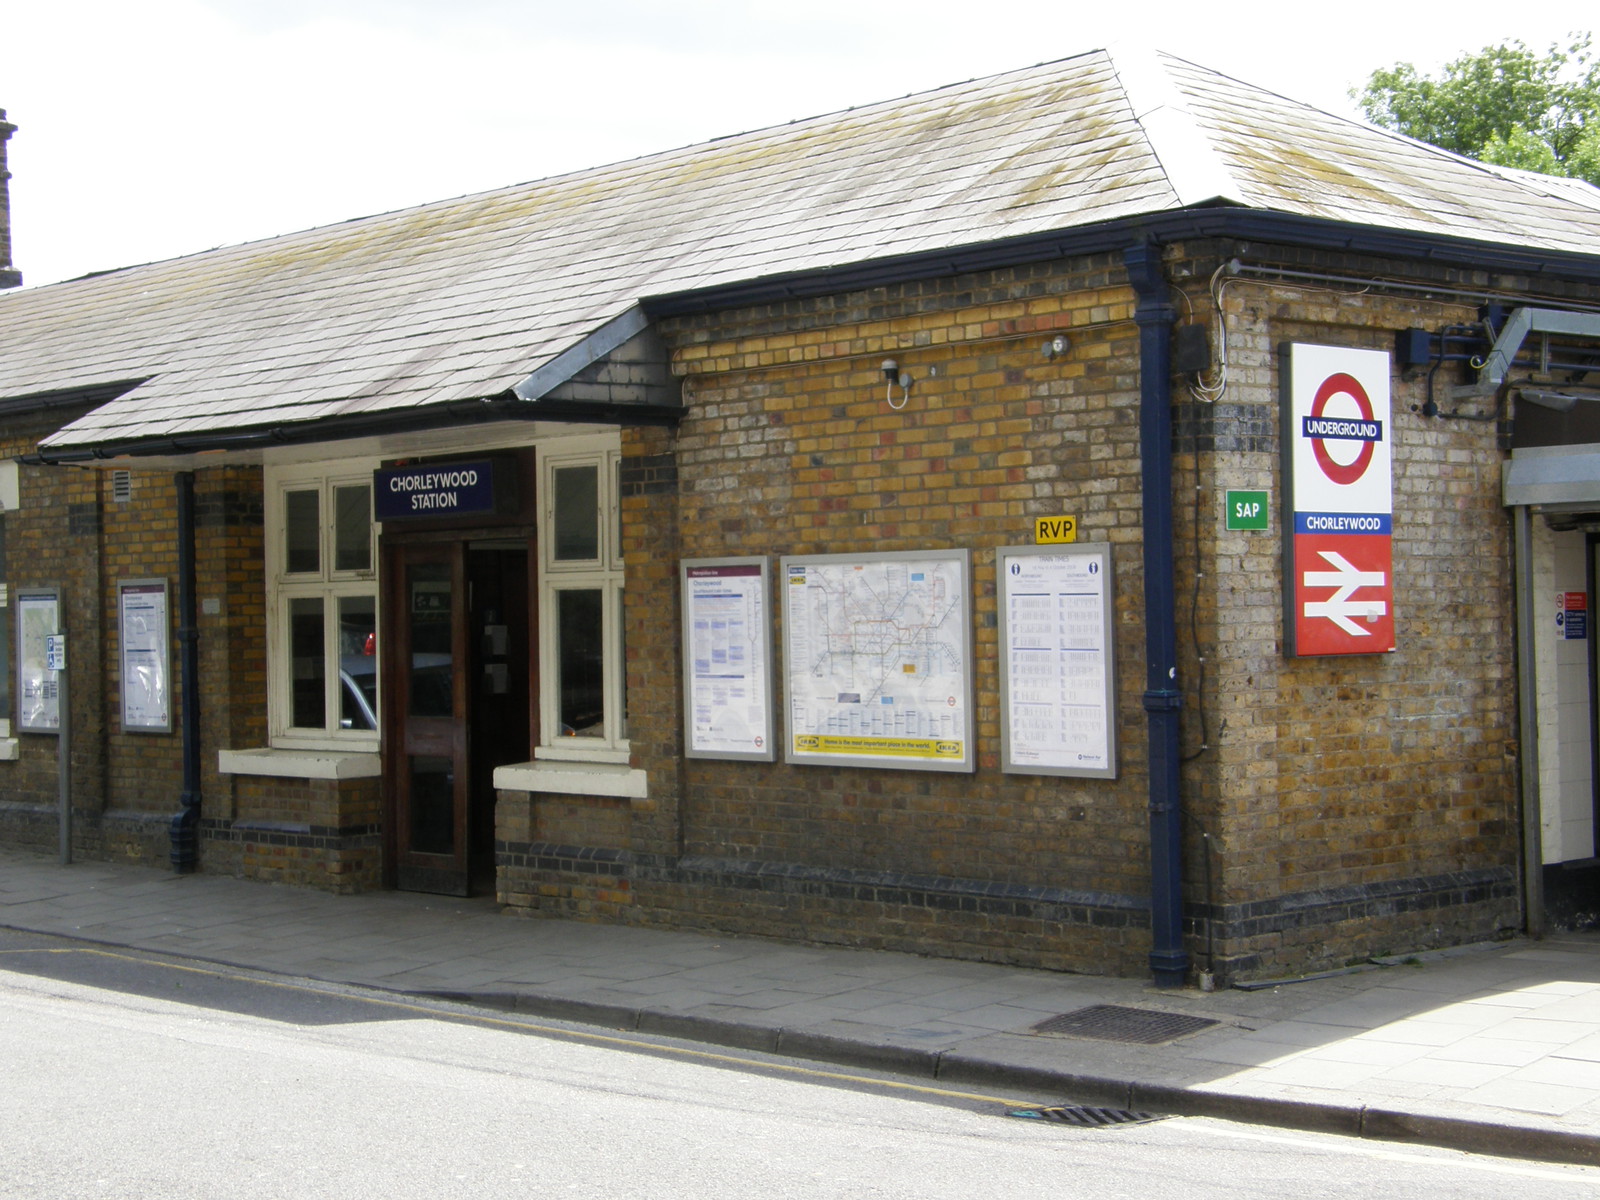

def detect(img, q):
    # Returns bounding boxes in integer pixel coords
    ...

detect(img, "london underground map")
[780,550,973,772]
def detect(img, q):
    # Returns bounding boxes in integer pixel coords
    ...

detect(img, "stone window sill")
[493,760,647,799]
[218,747,381,780]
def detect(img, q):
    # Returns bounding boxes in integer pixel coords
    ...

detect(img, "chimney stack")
[0,109,20,290]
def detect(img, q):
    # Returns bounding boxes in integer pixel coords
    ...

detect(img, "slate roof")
[6,48,1600,455]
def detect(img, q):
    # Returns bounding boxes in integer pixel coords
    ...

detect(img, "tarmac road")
[3,928,1599,1200]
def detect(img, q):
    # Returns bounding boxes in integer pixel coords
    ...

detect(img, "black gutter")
[169,471,201,873]
[22,392,684,466]
[1124,241,1188,989]
[645,207,1600,318]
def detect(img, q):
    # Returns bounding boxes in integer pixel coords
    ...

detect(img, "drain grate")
[1031,1003,1219,1044]
[1008,1105,1166,1127]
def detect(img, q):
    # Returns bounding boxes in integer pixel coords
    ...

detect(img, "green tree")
[1354,35,1600,185]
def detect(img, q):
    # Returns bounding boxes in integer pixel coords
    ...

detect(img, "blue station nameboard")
[375,460,499,520]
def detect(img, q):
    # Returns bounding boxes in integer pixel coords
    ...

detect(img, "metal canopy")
[1503,443,1600,508]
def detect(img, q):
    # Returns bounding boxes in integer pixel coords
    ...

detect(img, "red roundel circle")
[1310,372,1375,486]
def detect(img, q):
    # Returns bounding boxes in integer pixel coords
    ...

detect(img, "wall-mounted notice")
[16,588,61,733]
[781,550,973,773]
[119,579,172,733]
[1560,591,1588,641]
[998,543,1117,778]
[681,558,774,761]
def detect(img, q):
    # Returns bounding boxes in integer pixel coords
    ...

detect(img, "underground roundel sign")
[1281,344,1394,656]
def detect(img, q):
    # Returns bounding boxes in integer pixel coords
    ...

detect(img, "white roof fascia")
[511,304,651,402]
[1110,45,1247,209]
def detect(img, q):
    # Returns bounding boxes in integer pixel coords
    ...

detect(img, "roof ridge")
[1106,45,1248,210]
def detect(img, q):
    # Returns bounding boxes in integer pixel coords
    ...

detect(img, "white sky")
[3,1,1592,287]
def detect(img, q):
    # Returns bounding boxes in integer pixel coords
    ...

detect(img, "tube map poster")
[780,550,973,772]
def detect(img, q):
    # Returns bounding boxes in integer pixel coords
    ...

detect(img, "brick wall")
[618,255,1160,974]
[513,242,1545,980]
[1167,241,1541,978]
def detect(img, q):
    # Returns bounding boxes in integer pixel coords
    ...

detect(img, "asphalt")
[3,845,1599,1166]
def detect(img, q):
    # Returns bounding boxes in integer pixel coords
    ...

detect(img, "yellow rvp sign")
[1034,515,1078,544]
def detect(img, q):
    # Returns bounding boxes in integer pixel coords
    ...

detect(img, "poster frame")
[118,577,173,734]
[16,587,61,734]
[779,548,974,773]
[680,556,775,762]
[997,541,1118,779]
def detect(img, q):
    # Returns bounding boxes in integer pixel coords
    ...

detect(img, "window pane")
[337,595,377,731]
[289,597,325,728]
[408,564,454,718]
[333,485,371,572]
[553,465,599,561]
[557,588,604,737]
[285,490,320,574]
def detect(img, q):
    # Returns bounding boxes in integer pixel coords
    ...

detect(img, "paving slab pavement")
[3,845,1598,1164]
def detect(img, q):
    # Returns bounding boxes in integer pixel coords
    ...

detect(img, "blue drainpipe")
[169,470,201,872]
[1123,242,1188,988]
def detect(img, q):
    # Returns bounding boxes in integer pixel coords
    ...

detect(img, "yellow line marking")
[3,947,1043,1108]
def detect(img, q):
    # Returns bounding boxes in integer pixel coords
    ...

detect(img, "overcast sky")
[3,2,1592,287]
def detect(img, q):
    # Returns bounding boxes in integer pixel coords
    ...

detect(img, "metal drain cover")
[1008,1105,1166,1127]
[1032,1003,1219,1044]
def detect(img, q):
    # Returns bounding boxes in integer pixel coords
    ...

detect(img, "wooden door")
[388,543,470,895]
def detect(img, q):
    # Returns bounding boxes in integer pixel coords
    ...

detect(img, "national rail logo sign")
[1281,344,1395,657]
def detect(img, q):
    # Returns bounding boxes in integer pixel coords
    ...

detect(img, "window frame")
[265,460,381,751]
[536,436,627,763]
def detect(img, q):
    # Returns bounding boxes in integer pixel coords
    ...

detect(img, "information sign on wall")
[1281,343,1395,656]
[998,543,1117,778]
[1559,591,1588,640]
[118,579,172,733]
[681,558,775,761]
[780,550,973,772]
[16,588,61,733]
[1225,491,1269,530]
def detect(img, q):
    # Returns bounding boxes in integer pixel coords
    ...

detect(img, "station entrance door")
[384,539,531,896]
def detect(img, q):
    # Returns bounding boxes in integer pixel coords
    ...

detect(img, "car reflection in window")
[340,655,378,730]
[338,653,455,730]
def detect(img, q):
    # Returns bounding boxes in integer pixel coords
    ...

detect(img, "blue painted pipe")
[169,470,202,872]
[1123,242,1188,988]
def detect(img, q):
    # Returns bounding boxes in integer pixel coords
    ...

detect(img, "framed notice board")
[16,587,61,734]
[118,578,172,733]
[997,542,1117,778]
[780,549,973,773]
[681,557,775,761]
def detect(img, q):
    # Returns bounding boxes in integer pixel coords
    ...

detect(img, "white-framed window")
[265,459,381,750]
[537,435,627,762]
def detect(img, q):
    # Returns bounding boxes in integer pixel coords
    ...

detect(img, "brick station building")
[3,51,1600,984]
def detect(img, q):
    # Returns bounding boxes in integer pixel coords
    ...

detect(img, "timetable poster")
[998,543,1117,778]
[681,558,775,761]
[119,580,172,733]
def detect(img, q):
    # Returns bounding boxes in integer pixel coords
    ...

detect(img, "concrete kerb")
[417,985,1600,1169]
